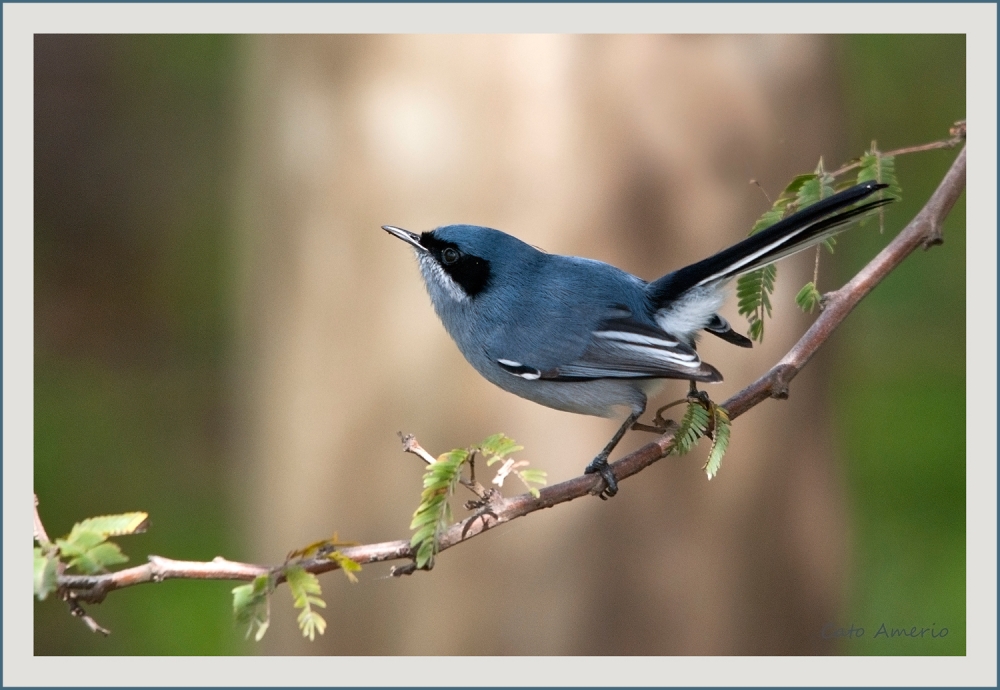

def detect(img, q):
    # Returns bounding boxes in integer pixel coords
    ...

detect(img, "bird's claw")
[585,456,618,500]
[687,388,711,406]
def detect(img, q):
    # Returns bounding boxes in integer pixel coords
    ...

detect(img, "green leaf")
[297,609,327,642]
[285,565,327,641]
[34,547,59,600]
[671,402,711,456]
[56,532,129,574]
[415,540,436,570]
[479,433,523,460]
[68,512,149,539]
[739,161,837,343]
[795,167,835,209]
[782,173,820,199]
[233,574,273,641]
[518,469,547,484]
[285,565,322,603]
[51,511,148,575]
[326,551,362,584]
[736,263,776,343]
[858,147,901,233]
[795,282,823,314]
[66,542,128,574]
[515,467,547,498]
[704,406,731,480]
[409,442,470,570]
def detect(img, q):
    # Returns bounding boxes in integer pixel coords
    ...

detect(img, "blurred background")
[34,34,965,655]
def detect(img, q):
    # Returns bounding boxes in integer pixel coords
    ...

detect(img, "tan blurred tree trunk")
[233,34,849,655]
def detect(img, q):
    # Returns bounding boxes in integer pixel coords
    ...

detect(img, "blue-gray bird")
[384,181,891,498]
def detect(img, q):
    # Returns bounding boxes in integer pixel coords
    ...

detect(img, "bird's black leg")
[585,406,644,500]
[688,380,710,405]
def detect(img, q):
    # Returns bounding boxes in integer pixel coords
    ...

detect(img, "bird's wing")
[495,314,722,383]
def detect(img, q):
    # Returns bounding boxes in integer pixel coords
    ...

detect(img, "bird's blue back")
[425,225,654,373]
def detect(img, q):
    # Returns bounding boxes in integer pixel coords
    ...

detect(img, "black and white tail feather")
[537,181,893,387]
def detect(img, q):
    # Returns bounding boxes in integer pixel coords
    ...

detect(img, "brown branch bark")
[52,143,966,613]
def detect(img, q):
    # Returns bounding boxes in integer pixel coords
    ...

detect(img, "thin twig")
[66,596,110,636]
[830,120,965,177]
[52,142,965,610]
[399,432,436,465]
[34,494,51,544]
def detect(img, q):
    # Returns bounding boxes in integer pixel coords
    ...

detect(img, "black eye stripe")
[419,231,491,298]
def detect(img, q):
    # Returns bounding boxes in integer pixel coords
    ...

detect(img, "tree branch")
[51,142,966,618]
[723,144,965,419]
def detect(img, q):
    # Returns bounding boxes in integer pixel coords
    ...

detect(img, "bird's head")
[383,224,540,304]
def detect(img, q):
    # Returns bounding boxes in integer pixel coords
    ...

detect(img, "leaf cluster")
[410,447,469,570]
[737,148,902,342]
[409,434,545,570]
[668,400,732,480]
[482,433,547,498]
[857,143,901,234]
[34,512,149,601]
[231,535,361,643]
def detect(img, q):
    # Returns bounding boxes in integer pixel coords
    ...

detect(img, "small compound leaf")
[70,512,149,539]
[795,282,823,314]
[781,173,819,199]
[515,467,547,498]
[737,264,777,343]
[410,442,470,570]
[858,147,901,233]
[415,540,436,570]
[704,406,731,480]
[61,538,128,575]
[285,565,327,641]
[518,469,547,484]
[480,433,524,461]
[671,402,711,456]
[297,609,327,642]
[285,565,322,603]
[34,548,59,600]
[56,530,104,558]
[327,551,362,584]
[797,158,835,206]
[233,574,273,641]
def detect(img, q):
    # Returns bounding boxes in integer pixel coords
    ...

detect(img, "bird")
[384,181,892,498]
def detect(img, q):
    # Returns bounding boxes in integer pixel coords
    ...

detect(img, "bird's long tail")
[648,181,894,305]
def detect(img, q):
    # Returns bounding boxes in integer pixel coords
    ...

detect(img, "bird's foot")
[584,455,618,500]
[687,388,712,406]
[687,380,712,406]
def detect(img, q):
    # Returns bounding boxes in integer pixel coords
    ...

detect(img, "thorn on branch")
[389,563,417,577]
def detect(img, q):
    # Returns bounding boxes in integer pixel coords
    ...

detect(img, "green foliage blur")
[835,34,965,655]
[33,35,249,654]
[33,34,965,655]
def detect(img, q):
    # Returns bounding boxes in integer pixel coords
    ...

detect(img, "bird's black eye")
[441,248,460,265]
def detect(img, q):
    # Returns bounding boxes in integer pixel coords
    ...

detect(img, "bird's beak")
[382,225,427,253]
